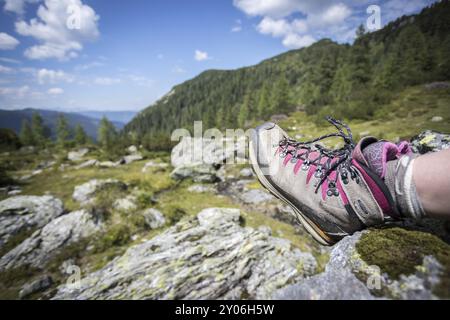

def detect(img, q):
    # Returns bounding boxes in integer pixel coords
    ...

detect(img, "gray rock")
[141,161,169,173]
[170,164,218,183]
[411,130,450,154]
[171,136,246,168]
[274,230,447,300]
[122,154,143,164]
[431,116,443,122]
[68,148,89,162]
[72,179,127,206]
[239,168,254,178]
[240,189,274,204]
[187,184,216,193]
[74,159,99,170]
[0,210,103,271]
[127,145,138,154]
[7,189,22,196]
[424,82,450,90]
[0,196,64,249]
[53,208,316,300]
[113,196,138,212]
[98,161,118,168]
[19,275,53,299]
[142,208,166,229]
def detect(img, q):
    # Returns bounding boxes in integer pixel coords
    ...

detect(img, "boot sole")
[249,133,334,246]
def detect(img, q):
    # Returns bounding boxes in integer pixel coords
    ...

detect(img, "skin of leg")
[413,149,450,220]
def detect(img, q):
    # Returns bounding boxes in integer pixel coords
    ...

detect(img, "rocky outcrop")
[240,189,275,205]
[72,179,127,206]
[19,275,53,299]
[113,195,138,212]
[53,208,316,300]
[74,159,99,170]
[0,196,64,249]
[274,228,449,300]
[411,130,450,154]
[0,210,103,271]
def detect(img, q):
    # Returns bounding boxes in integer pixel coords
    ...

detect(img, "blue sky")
[0,0,437,112]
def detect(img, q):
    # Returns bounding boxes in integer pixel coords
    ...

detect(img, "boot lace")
[278,116,359,196]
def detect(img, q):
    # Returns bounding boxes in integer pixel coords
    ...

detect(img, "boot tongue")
[354,138,412,179]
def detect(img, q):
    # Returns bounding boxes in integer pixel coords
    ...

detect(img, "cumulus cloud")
[94,77,121,85]
[194,50,209,61]
[0,85,30,98]
[37,68,73,84]
[3,0,40,15]
[47,87,63,95]
[234,0,361,49]
[15,0,100,60]
[172,66,186,74]
[0,33,20,50]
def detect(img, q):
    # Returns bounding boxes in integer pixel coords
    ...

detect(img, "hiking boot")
[249,117,402,245]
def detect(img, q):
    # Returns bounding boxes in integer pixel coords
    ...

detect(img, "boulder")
[274,228,449,300]
[411,130,450,154]
[240,189,274,205]
[122,154,143,164]
[0,196,64,249]
[68,148,89,162]
[170,164,218,183]
[53,208,316,300]
[142,161,169,173]
[239,168,254,178]
[113,196,138,212]
[98,161,119,168]
[72,179,127,206]
[142,208,166,229]
[0,210,103,271]
[187,184,216,193]
[127,145,138,154]
[171,136,246,168]
[74,159,99,170]
[431,116,443,122]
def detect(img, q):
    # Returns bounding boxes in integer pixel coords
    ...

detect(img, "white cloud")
[0,57,21,64]
[282,33,315,49]
[0,85,30,98]
[48,87,63,95]
[234,0,366,48]
[129,75,154,87]
[94,77,121,85]
[0,33,20,50]
[15,0,100,60]
[194,50,209,61]
[0,64,15,73]
[37,68,73,84]
[3,0,40,15]
[75,61,104,71]
[231,19,242,32]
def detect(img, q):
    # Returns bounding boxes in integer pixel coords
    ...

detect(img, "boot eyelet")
[290,157,298,163]
[327,189,334,197]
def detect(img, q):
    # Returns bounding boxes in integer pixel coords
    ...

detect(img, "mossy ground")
[356,227,450,298]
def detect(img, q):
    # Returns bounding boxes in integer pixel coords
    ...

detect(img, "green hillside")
[125,1,450,141]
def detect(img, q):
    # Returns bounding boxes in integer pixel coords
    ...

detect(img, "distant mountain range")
[0,108,136,140]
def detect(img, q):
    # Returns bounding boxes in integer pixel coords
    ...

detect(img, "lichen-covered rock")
[72,179,127,206]
[170,164,218,183]
[187,184,216,193]
[411,130,450,154]
[0,210,103,271]
[142,208,166,229]
[122,154,143,164]
[74,159,99,170]
[0,196,64,249]
[113,195,138,212]
[53,208,316,300]
[274,228,450,300]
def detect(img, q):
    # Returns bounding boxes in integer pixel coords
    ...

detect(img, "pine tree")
[238,93,251,127]
[98,117,117,151]
[74,124,87,146]
[20,119,34,146]
[31,112,46,147]
[56,115,70,148]
[257,84,270,119]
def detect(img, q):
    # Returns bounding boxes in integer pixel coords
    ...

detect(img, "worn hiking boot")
[249,117,403,245]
